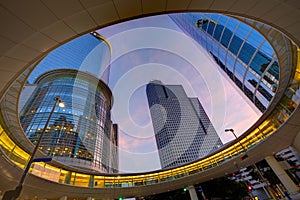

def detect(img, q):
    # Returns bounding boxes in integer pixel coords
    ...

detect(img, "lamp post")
[3,96,64,200]
[225,128,246,152]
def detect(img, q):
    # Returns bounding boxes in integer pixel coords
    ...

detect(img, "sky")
[97,14,262,173]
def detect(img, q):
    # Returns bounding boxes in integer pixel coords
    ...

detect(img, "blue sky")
[97,14,262,173]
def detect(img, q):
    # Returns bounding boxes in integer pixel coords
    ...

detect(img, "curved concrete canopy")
[1,0,300,199]
[1,0,300,98]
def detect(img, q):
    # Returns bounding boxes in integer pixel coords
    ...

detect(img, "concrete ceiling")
[0,0,300,98]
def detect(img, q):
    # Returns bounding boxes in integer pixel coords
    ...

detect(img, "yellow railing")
[0,121,279,188]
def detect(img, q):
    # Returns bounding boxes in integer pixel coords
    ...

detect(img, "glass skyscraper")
[146,80,223,169]
[28,32,111,85]
[20,69,118,173]
[170,13,279,112]
[19,32,118,173]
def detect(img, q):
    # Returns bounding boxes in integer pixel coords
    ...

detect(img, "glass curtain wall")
[20,69,117,173]
[170,13,279,112]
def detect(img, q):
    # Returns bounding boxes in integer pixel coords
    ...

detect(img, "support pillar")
[60,196,67,200]
[89,175,94,187]
[265,156,299,195]
[292,131,300,154]
[188,185,198,200]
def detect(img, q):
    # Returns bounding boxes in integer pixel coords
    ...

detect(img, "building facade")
[146,80,222,169]
[170,13,280,112]
[275,146,300,186]
[28,32,111,85]
[20,69,118,173]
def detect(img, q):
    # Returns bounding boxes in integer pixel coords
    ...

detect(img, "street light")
[3,96,65,200]
[225,128,246,152]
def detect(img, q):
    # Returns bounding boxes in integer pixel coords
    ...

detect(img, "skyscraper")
[146,80,222,169]
[170,13,279,112]
[19,31,118,173]
[20,69,118,173]
[28,32,111,84]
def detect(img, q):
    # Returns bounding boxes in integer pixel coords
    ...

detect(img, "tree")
[141,188,190,200]
[198,177,249,199]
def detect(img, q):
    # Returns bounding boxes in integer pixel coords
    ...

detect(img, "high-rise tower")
[19,31,118,173]
[146,80,222,169]
[28,32,111,84]
[20,69,118,173]
[170,13,280,112]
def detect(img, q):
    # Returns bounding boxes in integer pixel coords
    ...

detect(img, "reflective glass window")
[238,42,256,65]
[229,35,243,55]
[212,23,224,42]
[225,18,239,32]
[235,23,250,39]
[220,28,233,48]
[226,54,235,72]
[212,40,219,56]
[255,86,270,108]
[218,46,227,64]
[249,51,269,76]
[257,80,274,102]
[217,15,229,26]
[244,71,258,96]
[207,21,216,36]
[260,39,275,57]
[246,30,264,49]
[235,61,247,81]
[206,36,213,52]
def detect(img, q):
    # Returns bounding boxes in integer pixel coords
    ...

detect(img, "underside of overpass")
[0,0,300,199]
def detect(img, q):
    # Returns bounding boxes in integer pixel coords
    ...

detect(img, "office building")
[275,147,300,185]
[19,69,118,173]
[28,32,111,85]
[146,80,223,169]
[170,13,280,112]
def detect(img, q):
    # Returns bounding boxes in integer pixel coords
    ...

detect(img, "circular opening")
[17,12,285,174]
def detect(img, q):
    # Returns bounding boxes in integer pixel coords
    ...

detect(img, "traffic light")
[183,187,187,192]
[247,185,252,191]
[118,197,123,200]
[240,154,248,161]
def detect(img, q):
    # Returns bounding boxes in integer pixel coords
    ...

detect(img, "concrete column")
[188,185,198,200]
[292,131,300,154]
[89,175,94,187]
[60,196,67,200]
[265,156,299,195]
